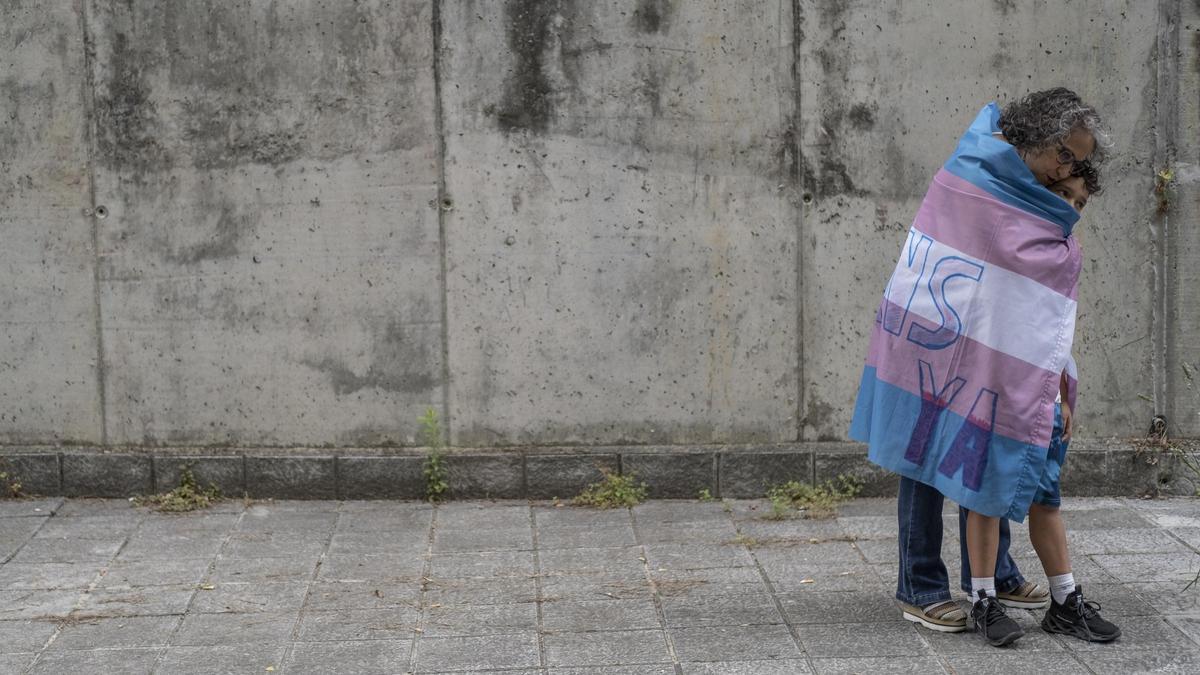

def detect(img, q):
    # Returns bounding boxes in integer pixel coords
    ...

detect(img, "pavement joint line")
[733,507,820,674]
[528,501,548,670]
[285,500,346,671]
[16,505,90,660]
[148,503,247,673]
[33,504,160,668]
[627,504,684,675]
[407,502,439,674]
[2,500,60,566]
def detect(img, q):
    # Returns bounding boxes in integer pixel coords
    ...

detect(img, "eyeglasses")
[1056,145,1079,167]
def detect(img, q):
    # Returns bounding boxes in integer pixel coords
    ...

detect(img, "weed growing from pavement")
[572,468,648,508]
[419,407,449,502]
[697,488,714,502]
[134,465,221,512]
[763,475,862,520]
[0,458,23,498]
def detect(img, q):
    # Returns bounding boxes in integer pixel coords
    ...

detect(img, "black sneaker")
[971,590,1025,647]
[1041,585,1121,642]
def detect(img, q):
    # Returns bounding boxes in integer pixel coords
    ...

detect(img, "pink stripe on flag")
[865,312,1058,448]
[912,169,1081,299]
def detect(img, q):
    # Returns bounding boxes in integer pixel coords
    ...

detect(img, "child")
[961,163,1121,644]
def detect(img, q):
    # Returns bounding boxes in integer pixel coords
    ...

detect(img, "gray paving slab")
[0,498,62,517]
[423,576,539,605]
[539,546,646,577]
[48,614,181,650]
[798,621,930,658]
[0,653,36,674]
[648,565,767,598]
[208,554,320,583]
[74,584,195,617]
[286,639,413,675]
[1086,649,1200,674]
[27,647,161,675]
[553,667,676,675]
[660,592,784,627]
[421,602,539,637]
[542,628,672,667]
[295,607,421,642]
[189,581,309,614]
[537,524,638,550]
[97,558,212,588]
[0,589,83,620]
[0,619,56,653]
[684,660,812,674]
[10,536,123,563]
[0,562,103,590]
[670,624,801,662]
[812,656,948,674]
[539,572,654,602]
[429,550,536,579]
[540,598,661,632]
[173,611,298,646]
[414,633,540,671]
[304,580,421,611]
[156,643,289,675]
[32,514,140,539]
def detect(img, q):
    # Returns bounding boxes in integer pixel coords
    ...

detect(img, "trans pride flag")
[849,103,1082,522]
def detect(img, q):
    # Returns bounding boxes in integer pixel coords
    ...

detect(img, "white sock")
[971,577,996,604]
[1049,572,1075,604]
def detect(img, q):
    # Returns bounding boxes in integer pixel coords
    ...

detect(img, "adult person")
[849,88,1108,646]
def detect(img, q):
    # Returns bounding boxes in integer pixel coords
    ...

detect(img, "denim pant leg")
[958,507,1027,593]
[896,476,952,606]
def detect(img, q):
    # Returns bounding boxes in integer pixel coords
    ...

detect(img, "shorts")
[1031,403,1068,508]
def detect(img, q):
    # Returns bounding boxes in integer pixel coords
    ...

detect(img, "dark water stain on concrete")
[304,319,437,396]
[632,0,674,34]
[993,0,1017,15]
[801,396,838,440]
[496,0,558,133]
[164,205,247,265]
[848,103,876,130]
[179,98,306,169]
[94,32,169,171]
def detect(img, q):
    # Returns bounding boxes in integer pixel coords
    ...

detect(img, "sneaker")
[997,581,1051,609]
[900,600,968,633]
[1041,585,1121,642]
[971,590,1024,647]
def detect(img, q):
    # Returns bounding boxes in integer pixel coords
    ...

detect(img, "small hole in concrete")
[94,205,108,219]
[802,193,814,205]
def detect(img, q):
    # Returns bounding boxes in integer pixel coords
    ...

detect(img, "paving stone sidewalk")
[2,497,1200,674]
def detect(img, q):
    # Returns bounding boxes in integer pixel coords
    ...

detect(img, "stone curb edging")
[0,440,1195,500]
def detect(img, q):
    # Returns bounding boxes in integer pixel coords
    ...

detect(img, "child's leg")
[1028,502,1070,578]
[959,507,1025,593]
[965,509,1001,600]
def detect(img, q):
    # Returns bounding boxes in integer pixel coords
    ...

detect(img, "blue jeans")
[896,476,1026,605]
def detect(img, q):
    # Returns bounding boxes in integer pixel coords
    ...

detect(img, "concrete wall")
[1,1,1195,450]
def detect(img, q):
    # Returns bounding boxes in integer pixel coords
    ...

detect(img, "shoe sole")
[997,596,1051,610]
[1042,618,1121,643]
[902,609,967,633]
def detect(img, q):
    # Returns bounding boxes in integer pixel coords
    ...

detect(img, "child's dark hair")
[1071,160,1102,197]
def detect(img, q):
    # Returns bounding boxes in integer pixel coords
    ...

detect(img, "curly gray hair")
[998,88,1112,164]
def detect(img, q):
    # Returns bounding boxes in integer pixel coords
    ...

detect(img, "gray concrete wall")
[1,1,1195,451]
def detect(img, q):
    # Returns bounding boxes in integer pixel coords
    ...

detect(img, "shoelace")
[1069,594,1102,621]
[981,599,1011,627]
